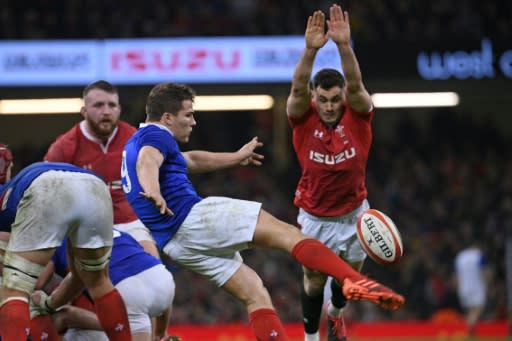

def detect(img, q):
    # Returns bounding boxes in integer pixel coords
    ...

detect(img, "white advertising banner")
[0,40,100,85]
[104,37,341,84]
[0,37,341,86]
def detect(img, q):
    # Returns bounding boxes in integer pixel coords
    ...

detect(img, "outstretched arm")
[183,137,264,173]
[327,4,372,113]
[286,10,329,118]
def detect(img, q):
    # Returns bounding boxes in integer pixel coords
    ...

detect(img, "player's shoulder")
[289,105,317,130]
[45,124,82,161]
[53,123,82,143]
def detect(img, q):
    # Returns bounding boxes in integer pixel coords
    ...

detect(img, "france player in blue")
[0,159,132,340]
[35,228,175,340]
[122,83,404,340]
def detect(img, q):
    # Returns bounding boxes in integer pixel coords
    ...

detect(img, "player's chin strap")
[73,249,112,272]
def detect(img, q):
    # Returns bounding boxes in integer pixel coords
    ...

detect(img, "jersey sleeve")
[139,128,175,156]
[44,140,66,162]
[44,125,79,162]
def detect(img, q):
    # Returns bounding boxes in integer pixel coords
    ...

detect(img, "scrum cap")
[0,144,13,184]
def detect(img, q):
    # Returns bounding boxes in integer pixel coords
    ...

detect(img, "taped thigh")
[73,249,112,272]
[2,251,45,294]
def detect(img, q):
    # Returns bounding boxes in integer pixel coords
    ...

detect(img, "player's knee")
[247,286,273,307]
[73,249,112,272]
[2,251,44,294]
[238,277,271,307]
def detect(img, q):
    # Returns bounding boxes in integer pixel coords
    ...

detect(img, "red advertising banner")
[167,320,508,340]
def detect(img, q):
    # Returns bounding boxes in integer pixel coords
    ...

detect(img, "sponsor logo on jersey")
[309,148,356,165]
[335,125,346,138]
[313,129,324,139]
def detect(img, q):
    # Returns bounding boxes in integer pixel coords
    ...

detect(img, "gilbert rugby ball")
[356,209,403,265]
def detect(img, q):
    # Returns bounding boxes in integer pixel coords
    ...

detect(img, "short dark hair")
[145,83,196,121]
[311,68,345,90]
[82,80,118,98]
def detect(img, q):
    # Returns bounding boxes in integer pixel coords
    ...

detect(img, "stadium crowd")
[1,0,510,43]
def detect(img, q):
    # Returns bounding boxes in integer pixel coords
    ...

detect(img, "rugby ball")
[356,209,403,265]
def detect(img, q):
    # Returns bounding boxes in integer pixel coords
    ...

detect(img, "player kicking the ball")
[121,82,404,341]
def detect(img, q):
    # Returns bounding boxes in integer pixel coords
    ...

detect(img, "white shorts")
[458,290,486,309]
[116,264,175,333]
[298,200,369,264]
[7,171,113,252]
[115,219,155,244]
[163,196,261,286]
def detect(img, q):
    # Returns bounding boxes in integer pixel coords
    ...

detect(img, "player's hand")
[31,290,56,316]
[140,191,174,216]
[238,137,264,166]
[327,4,351,45]
[305,10,329,50]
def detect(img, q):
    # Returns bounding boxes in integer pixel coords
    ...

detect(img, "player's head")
[145,83,196,143]
[0,144,13,184]
[81,80,121,140]
[311,68,346,127]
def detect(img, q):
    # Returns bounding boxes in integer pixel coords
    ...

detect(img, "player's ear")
[80,106,86,117]
[162,112,173,125]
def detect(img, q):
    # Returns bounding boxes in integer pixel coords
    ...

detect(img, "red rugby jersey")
[288,103,374,217]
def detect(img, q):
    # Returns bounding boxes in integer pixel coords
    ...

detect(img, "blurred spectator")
[1,0,510,42]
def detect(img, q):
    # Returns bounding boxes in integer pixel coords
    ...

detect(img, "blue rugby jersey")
[122,123,202,249]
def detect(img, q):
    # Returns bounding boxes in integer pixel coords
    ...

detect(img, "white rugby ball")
[356,209,403,265]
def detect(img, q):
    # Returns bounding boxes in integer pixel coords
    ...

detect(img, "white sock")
[304,331,320,341]
[327,300,343,317]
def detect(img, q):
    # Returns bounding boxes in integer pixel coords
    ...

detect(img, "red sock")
[0,299,30,341]
[249,308,288,341]
[30,315,61,341]
[94,289,132,341]
[292,239,363,282]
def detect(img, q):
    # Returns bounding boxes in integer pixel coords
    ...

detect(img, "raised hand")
[305,10,329,50]
[327,4,351,45]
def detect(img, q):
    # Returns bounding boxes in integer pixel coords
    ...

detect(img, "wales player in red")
[45,80,159,258]
[287,5,382,341]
